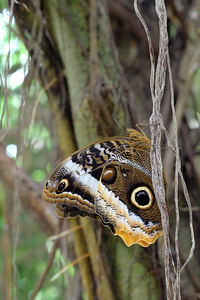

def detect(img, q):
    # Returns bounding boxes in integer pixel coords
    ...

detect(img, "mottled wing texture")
[42,129,168,247]
[43,136,126,218]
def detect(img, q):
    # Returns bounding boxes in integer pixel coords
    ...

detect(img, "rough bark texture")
[1,0,200,299]
[2,1,160,299]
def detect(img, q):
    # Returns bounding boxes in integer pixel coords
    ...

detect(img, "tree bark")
[3,1,163,299]
[6,0,200,299]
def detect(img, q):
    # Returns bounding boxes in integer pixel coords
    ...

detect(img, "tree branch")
[0,143,57,235]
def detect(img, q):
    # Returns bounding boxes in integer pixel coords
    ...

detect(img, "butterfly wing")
[42,136,126,219]
[42,129,168,247]
[94,152,163,246]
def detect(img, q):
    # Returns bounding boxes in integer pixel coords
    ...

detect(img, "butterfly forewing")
[43,137,126,218]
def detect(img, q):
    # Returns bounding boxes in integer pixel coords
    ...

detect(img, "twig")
[2,196,12,299]
[50,252,91,283]
[167,29,195,283]
[132,0,155,100]
[49,224,83,240]
[89,0,99,99]
[107,0,150,50]
[27,77,58,137]
[7,3,21,300]
[164,45,200,186]
[133,1,178,299]
[170,231,200,292]
[30,239,60,300]
[167,51,181,300]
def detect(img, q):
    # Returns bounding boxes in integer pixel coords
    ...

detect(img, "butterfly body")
[43,129,168,247]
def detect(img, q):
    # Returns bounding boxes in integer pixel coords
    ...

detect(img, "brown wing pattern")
[42,129,168,247]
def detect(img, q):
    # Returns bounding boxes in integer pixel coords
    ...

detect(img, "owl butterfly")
[43,129,168,247]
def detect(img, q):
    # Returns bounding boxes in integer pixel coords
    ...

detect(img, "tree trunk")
[5,0,161,299]
[2,0,200,299]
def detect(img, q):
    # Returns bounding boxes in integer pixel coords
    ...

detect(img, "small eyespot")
[57,179,69,192]
[131,186,154,209]
[45,181,49,187]
[102,166,116,183]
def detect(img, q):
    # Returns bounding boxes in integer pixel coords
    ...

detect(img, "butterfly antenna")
[113,118,126,133]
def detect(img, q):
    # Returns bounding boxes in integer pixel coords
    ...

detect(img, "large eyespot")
[102,166,116,183]
[57,179,69,192]
[131,186,154,209]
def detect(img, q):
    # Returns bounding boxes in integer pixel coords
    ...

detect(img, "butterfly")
[42,128,168,247]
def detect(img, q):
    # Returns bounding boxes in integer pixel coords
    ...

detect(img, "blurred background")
[0,0,200,299]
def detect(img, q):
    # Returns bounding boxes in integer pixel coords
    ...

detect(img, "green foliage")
[0,184,69,299]
[0,6,54,177]
[13,212,68,299]
[0,7,71,300]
